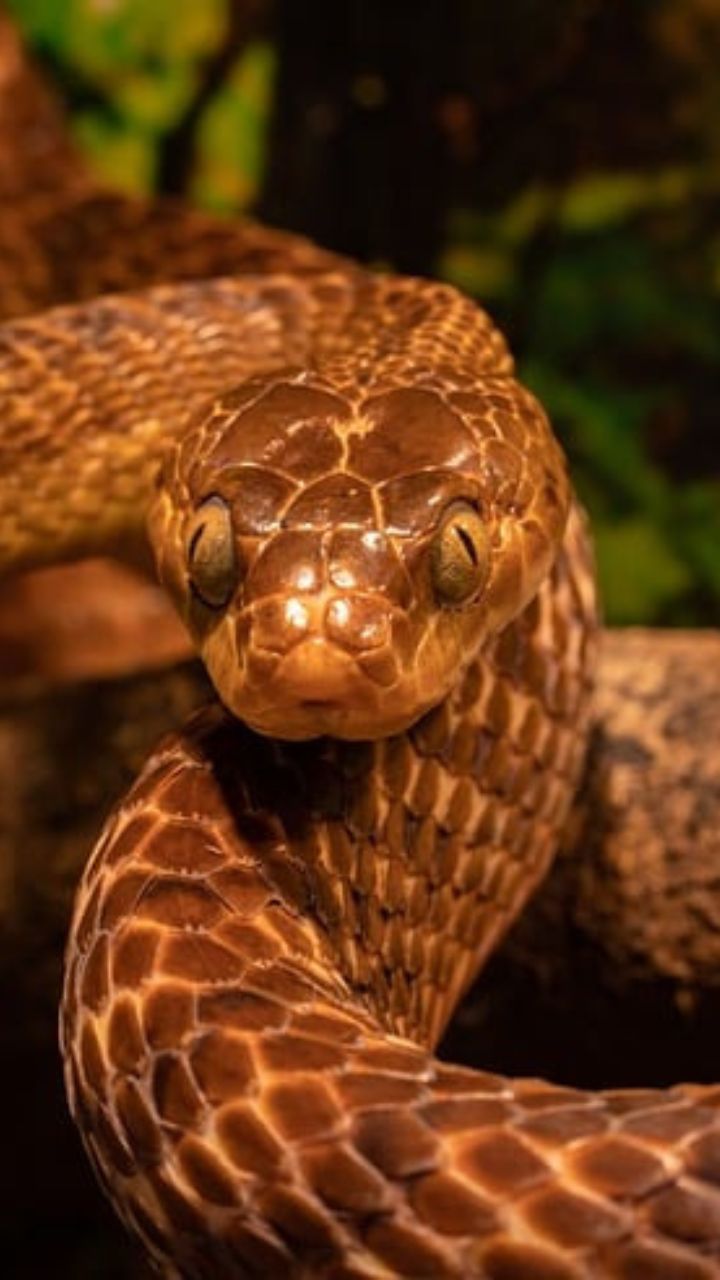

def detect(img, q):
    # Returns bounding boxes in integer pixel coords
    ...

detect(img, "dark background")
[10,0,720,627]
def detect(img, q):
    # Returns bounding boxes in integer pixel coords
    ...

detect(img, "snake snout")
[231,591,407,738]
[324,594,390,652]
[272,639,361,704]
[246,591,392,656]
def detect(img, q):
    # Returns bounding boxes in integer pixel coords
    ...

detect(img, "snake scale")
[3,11,720,1279]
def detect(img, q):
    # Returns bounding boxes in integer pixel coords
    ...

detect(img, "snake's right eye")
[186,496,238,609]
[430,502,491,607]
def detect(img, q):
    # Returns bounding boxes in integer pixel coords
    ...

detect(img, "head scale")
[149,368,569,741]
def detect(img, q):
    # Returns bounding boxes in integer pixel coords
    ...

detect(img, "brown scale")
[2,10,720,1280]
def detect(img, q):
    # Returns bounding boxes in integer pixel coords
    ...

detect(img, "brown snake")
[3,13,720,1280]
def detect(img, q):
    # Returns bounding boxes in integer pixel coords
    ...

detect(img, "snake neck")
[209,501,597,1048]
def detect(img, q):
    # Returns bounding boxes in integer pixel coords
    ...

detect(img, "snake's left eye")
[430,503,490,606]
[186,496,238,609]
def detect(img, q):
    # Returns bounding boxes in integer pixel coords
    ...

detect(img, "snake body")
[2,12,720,1279]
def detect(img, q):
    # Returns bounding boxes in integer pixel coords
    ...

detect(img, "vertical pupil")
[454,524,478,565]
[189,522,207,560]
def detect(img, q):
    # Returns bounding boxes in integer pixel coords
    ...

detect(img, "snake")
[3,11,720,1280]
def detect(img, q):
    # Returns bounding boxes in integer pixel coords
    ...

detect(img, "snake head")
[148,372,570,740]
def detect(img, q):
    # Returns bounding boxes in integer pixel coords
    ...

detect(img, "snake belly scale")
[2,10,720,1279]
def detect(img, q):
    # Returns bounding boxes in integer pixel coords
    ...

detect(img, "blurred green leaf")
[73,110,155,190]
[558,167,707,231]
[192,42,276,212]
[594,518,689,624]
[9,0,228,191]
[521,363,666,511]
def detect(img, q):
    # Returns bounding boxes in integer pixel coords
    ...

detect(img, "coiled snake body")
[3,13,720,1279]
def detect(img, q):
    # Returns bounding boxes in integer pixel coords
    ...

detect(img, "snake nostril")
[325,596,389,652]
[243,596,311,656]
[283,597,311,636]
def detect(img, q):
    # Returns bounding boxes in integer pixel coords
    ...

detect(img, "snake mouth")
[225,640,382,739]
[243,701,369,741]
[271,640,368,704]
[236,675,435,742]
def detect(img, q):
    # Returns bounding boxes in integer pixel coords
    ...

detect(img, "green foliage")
[192,42,276,212]
[8,0,276,204]
[9,0,235,190]
[443,184,720,626]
